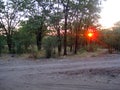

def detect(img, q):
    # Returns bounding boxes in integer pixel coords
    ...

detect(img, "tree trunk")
[70,45,73,52]
[63,13,67,55]
[57,27,62,56]
[74,28,78,54]
[36,31,42,51]
[6,34,13,54]
[63,1,69,55]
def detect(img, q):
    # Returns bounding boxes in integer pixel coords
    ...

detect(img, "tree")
[112,21,120,51]
[20,0,52,51]
[20,15,47,51]
[12,27,36,54]
[0,0,30,53]
[69,0,102,54]
[0,0,104,56]
[61,0,70,55]
[0,0,4,13]
[100,22,120,53]
[49,0,63,56]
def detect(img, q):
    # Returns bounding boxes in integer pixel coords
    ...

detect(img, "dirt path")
[0,54,120,90]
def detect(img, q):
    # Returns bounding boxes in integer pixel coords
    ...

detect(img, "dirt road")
[0,54,120,90]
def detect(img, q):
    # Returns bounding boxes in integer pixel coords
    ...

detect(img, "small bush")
[42,36,57,58]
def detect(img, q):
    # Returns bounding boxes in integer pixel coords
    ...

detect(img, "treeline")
[0,0,114,58]
[100,21,120,53]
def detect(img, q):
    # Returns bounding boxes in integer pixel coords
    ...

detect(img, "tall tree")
[49,0,63,56]
[0,0,31,53]
[61,0,70,55]
[70,0,102,54]
[20,15,46,50]
[22,0,52,51]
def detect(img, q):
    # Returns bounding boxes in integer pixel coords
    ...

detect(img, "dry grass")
[61,48,108,59]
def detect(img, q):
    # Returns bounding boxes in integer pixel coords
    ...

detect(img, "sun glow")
[87,33,93,38]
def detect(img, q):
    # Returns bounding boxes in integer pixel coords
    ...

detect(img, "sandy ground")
[0,54,120,90]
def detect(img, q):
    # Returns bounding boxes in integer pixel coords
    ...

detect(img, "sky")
[99,0,120,28]
[3,0,119,29]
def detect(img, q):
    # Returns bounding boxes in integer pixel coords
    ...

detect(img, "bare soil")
[0,53,120,90]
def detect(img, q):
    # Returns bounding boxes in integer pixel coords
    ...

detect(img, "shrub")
[42,36,57,58]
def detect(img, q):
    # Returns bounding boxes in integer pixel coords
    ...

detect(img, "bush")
[42,36,57,58]
[0,35,6,55]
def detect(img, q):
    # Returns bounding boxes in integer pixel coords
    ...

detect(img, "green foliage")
[20,15,47,51]
[12,29,36,54]
[42,36,58,58]
[0,0,104,56]
[21,16,45,33]
[112,22,120,51]
[0,0,34,53]
[100,26,120,51]
[0,35,6,55]
[0,0,4,12]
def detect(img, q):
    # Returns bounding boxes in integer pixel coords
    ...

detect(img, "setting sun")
[87,33,93,38]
